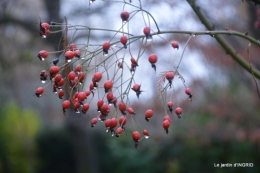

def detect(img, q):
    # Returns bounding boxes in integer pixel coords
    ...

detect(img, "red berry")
[78,72,85,82]
[35,87,44,97]
[85,90,91,97]
[143,26,151,36]
[68,71,76,80]
[93,72,102,82]
[105,119,111,128]
[74,102,80,113]
[91,118,98,127]
[131,57,138,66]
[171,42,179,50]
[97,100,104,109]
[166,71,174,80]
[104,80,113,93]
[118,102,127,114]
[120,11,130,21]
[101,103,109,114]
[163,115,171,122]
[74,49,81,58]
[167,101,174,113]
[57,78,64,87]
[132,131,141,142]
[82,103,90,114]
[65,50,74,60]
[143,129,149,138]
[54,74,62,83]
[38,50,49,61]
[102,42,110,55]
[106,92,114,103]
[163,120,170,134]
[120,35,128,48]
[110,118,118,129]
[127,107,135,115]
[175,107,183,118]
[62,100,71,110]
[41,22,50,30]
[77,92,87,101]
[116,127,123,137]
[69,43,77,51]
[131,84,141,92]
[148,54,158,64]
[145,109,153,121]
[75,64,82,72]
[119,116,127,125]
[49,66,60,75]
[58,89,64,99]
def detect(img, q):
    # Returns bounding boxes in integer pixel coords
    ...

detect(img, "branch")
[187,0,260,80]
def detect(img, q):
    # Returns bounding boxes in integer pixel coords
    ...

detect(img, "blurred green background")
[0,0,260,173]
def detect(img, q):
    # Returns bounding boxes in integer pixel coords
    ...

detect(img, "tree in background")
[0,0,260,173]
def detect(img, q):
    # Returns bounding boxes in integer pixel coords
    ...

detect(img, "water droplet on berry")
[41,57,45,61]
[75,110,80,113]
[41,80,46,84]
[147,37,153,42]
[144,135,149,139]
[104,53,108,57]
[174,47,179,51]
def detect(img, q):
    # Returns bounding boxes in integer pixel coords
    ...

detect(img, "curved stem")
[187,0,260,80]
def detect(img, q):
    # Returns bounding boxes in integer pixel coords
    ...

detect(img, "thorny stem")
[187,0,260,80]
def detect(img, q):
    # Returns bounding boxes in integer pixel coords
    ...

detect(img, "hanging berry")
[143,129,149,139]
[143,26,152,41]
[165,71,174,88]
[167,101,174,113]
[104,80,113,93]
[58,90,64,99]
[40,70,48,83]
[102,42,111,56]
[118,101,127,115]
[35,87,44,97]
[132,131,141,148]
[163,120,170,134]
[185,88,192,101]
[62,100,71,114]
[144,109,153,122]
[65,51,75,62]
[82,103,90,114]
[148,54,158,71]
[91,118,98,127]
[131,84,143,99]
[115,127,123,137]
[120,11,130,22]
[120,35,128,48]
[175,107,183,118]
[171,42,179,50]
[127,107,136,115]
[38,50,49,61]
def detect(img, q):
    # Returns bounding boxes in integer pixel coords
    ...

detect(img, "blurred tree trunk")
[43,1,99,173]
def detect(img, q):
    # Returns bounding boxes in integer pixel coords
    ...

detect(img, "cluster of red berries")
[35,5,193,148]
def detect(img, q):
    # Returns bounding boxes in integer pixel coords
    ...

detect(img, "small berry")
[163,120,170,134]
[185,88,192,100]
[132,131,141,148]
[120,35,128,48]
[120,11,130,21]
[175,107,183,118]
[38,50,49,61]
[58,90,64,99]
[119,116,127,126]
[93,72,102,82]
[143,129,149,139]
[148,54,158,71]
[118,102,127,115]
[171,42,179,50]
[165,71,174,88]
[65,50,74,61]
[145,109,153,122]
[102,42,110,55]
[116,127,123,137]
[167,101,174,113]
[91,118,98,127]
[104,80,113,93]
[127,107,136,115]
[68,71,76,81]
[82,103,90,114]
[62,100,71,114]
[35,87,44,97]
